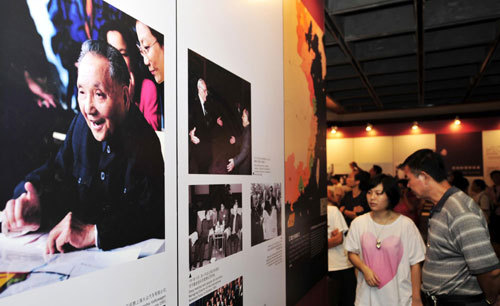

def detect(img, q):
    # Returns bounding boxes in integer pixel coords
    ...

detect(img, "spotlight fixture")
[365,123,373,132]
[454,116,461,126]
[330,126,338,134]
[411,121,419,130]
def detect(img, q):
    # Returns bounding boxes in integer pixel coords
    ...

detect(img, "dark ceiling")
[324,0,500,122]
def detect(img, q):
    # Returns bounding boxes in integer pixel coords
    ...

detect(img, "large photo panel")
[177,1,285,305]
[188,50,252,175]
[0,0,174,305]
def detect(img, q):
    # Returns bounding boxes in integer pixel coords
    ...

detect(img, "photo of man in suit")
[188,50,252,175]
[189,78,213,174]
[226,201,242,256]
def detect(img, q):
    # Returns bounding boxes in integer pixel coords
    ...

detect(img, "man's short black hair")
[368,174,400,209]
[399,149,448,182]
[490,170,500,178]
[472,179,487,191]
[355,170,371,191]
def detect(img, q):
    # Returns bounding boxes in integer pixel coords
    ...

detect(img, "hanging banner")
[283,0,328,304]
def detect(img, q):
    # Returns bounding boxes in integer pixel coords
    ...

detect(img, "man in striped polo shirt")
[401,149,500,306]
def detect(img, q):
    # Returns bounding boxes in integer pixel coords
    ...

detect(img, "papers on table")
[0,233,164,298]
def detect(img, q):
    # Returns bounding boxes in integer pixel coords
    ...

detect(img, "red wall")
[328,116,500,138]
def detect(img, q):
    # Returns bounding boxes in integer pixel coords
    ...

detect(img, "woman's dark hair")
[472,179,487,191]
[98,20,149,104]
[355,170,371,192]
[397,179,409,188]
[368,174,400,210]
[149,26,164,47]
[451,170,469,193]
[372,165,382,175]
[490,170,500,178]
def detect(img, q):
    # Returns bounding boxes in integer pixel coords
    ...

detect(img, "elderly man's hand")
[4,182,41,233]
[189,127,200,144]
[353,205,364,213]
[46,212,96,254]
[227,159,235,172]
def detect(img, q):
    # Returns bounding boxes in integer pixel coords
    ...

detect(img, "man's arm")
[231,128,250,167]
[477,268,500,304]
[328,228,342,248]
[339,194,365,220]
[450,208,500,304]
[343,208,360,220]
[410,263,423,306]
[6,114,80,235]
[3,182,41,234]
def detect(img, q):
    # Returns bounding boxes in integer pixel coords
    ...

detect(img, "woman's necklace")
[374,212,392,249]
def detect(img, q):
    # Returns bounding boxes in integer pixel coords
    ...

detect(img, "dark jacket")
[233,125,251,174]
[188,95,214,173]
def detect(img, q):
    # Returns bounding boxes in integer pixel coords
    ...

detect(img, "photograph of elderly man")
[188,50,252,175]
[0,1,167,298]
[3,40,165,253]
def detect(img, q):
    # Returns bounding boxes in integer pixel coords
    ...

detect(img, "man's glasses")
[136,40,158,57]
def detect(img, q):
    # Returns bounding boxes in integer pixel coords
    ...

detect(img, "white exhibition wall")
[328,130,500,185]
[3,0,287,305]
[177,1,285,305]
[483,130,500,185]
[328,134,437,175]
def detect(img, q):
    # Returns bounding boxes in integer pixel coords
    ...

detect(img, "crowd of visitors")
[327,150,500,306]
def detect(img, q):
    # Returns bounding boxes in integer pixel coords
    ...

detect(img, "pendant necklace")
[374,212,392,249]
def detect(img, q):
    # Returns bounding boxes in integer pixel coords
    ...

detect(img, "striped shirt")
[422,187,500,295]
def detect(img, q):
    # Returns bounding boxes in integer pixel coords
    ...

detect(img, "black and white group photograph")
[188,50,252,175]
[190,276,243,306]
[189,184,243,270]
[250,183,282,246]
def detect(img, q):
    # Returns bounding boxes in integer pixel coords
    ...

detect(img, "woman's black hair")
[355,170,371,192]
[98,20,149,104]
[368,174,400,210]
[472,179,487,191]
[149,26,164,47]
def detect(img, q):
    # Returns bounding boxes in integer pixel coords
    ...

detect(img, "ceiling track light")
[366,123,373,132]
[411,121,419,130]
[454,116,461,125]
[330,126,338,134]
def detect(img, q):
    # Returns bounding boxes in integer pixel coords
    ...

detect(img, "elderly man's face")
[403,165,427,200]
[198,80,208,102]
[77,53,129,142]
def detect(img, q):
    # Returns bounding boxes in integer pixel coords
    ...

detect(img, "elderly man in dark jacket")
[3,40,164,252]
